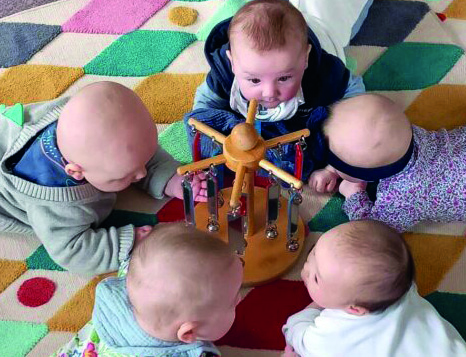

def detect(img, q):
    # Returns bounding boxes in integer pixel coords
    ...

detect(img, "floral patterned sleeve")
[342,190,418,233]
[342,191,374,220]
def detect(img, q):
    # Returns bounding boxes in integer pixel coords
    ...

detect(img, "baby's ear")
[226,50,235,73]
[304,45,312,69]
[177,322,199,343]
[64,163,84,181]
[345,305,369,316]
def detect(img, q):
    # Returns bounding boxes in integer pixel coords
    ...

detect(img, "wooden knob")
[231,123,259,151]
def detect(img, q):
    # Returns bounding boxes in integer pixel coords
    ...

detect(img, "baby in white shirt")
[283,220,466,357]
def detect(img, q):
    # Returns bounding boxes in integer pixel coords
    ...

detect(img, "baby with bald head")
[54,223,243,356]
[283,220,466,357]
[58,81,160,192]
[310,93,466,232]
[126,224,243,344]
[0,81,206,275]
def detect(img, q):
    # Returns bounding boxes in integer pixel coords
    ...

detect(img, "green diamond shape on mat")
[159,121,192,164]
[363,42,464,91]
[308,194,349,233]
[4,103,24,127]
[425,291,466,339]
[26,245,65,271]
[346,56,357,74]
[197,0,246,41]
[0,104,5,113]
[99,209,158,229]
[85,30,197,77]
[0,321,48,356]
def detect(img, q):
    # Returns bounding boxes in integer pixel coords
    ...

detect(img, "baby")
[0,81,206,275]
[309,93,466,232]
[283,220,466,356]
[54,223,243,356]
[185,0,372,180]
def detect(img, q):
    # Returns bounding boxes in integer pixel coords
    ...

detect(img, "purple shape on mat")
[62,0,170,35]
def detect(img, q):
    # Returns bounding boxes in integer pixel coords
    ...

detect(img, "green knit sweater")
[0,97,179,275]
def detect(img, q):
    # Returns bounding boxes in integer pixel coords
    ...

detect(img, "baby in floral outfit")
[309,93,466,232]
[54,223,243,357]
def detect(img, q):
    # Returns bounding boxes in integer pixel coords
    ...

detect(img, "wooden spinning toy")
[178,99,310,285]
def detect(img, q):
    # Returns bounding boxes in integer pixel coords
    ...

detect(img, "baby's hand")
[283,344,299,357]
[164,173,207,202]
[338,180,367,198]
[190,172,208,202]
[309,168,339,193]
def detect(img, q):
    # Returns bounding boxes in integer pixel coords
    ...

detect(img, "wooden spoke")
[187,118,226,145]
[259,159,303,189]
[246,99,258,125]
[265,129,310,148]
[177,155,226,175]
[230,164,246,209]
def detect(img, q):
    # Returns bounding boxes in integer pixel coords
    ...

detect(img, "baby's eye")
[314,275,318,284]
[249,78,260,84]
[278,75,292,82]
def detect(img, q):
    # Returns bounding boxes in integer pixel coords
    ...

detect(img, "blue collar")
[327,136,414,182]
[11,121,85,187]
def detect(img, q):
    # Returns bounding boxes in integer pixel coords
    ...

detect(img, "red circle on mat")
[17,277,56,307]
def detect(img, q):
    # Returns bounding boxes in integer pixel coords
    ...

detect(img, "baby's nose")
[262,83,277,98]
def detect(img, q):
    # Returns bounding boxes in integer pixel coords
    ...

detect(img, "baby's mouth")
[261,100,279,108]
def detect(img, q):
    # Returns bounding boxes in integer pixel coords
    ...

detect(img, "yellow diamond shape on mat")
[404,232,466,296]
[0,260,27,294]
[47,272,114,332]
[135,73,206,124]
[405,84,466,130]
[445,0,466,20]
[0,65,83,106]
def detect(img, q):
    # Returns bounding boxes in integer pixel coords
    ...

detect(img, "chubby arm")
[342,190,374,220]
[137,148,179,199]
[282,307,325,357]
[341,182,416,232]
[26,194,134,275]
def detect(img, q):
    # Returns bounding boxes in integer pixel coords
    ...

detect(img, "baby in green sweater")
[0,81,206,275]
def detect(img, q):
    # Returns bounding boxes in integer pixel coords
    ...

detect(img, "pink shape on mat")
[62,0,170,35]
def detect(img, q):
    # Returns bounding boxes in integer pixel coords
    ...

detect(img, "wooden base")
[194,187,305,286]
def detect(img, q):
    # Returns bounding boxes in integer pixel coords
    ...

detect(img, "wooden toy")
[178,99,310,285]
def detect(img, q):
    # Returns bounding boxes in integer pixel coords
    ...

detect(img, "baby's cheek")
[281,83,301,101]
[240,87,258,101]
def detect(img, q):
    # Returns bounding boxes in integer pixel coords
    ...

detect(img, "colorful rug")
[1,0,466,355]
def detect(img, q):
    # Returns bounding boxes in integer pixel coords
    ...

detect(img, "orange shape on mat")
[0,65,83,106]
[0,259,27,294]
[444,0,466,20]
[135,73,206,124]
[405,84,466,130]
[47,272,114,333]
[403,232,466,296]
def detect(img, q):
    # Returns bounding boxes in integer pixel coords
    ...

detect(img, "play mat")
[1,0,466,355]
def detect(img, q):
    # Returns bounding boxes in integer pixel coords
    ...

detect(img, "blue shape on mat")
[350,0,429,47]
[0,22,61,67]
